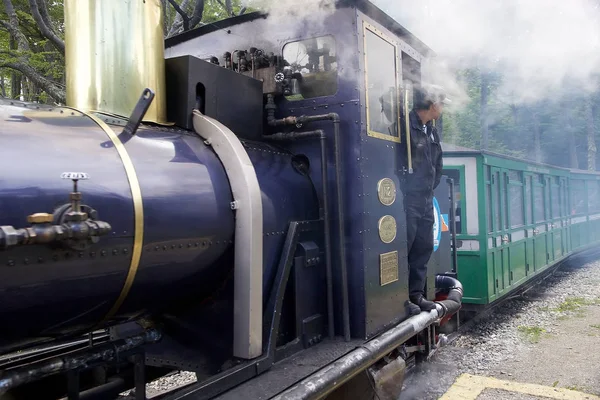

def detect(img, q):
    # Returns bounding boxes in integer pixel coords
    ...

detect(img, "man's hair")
[413,84,446,110]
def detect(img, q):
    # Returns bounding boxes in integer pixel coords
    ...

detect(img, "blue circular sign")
[432,196,442,252]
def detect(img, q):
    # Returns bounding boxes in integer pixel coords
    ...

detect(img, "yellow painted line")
[440,373,600,400]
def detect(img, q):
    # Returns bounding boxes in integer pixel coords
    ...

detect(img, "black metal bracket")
[121,88,155,136]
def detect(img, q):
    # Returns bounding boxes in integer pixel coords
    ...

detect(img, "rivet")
[101,250,106,256]
[123,249,128,254]
[113,249,118,255]
[38,257,44,263]
[155,246,159,250]
[163,245,167,250]
[90,252,96,258]
[7,260,14,266]
[171,244,176,249]
[23,258,29,265]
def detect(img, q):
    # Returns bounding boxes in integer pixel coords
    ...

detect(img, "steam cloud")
[373,0,600,107]
[241,0,600,110]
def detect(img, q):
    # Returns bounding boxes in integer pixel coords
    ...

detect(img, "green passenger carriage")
[442,144,600,309]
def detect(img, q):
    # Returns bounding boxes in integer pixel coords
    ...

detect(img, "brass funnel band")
[64,0,167,124]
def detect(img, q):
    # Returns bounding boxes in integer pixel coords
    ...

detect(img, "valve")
[61,172,89,222]
[0,172,111,251]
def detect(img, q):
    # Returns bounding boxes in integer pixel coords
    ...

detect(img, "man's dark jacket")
[398,109,443,194]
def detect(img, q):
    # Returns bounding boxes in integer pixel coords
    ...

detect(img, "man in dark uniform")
[400,84,450,311]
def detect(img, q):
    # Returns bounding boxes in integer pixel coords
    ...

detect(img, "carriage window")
[571,180,586,214]
[533,174,545,223]
[589,181,600,214]
[525,175,533,224]
[282,36,337,101]
[364,24,399,141]
[509,171,524,228]
[551,180,560,218]
[444,168,463,234]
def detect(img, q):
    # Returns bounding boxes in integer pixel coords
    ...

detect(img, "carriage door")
[546,176,558,263]
[490,166,509,293]
[532,174,548,271]
[560,177,570,255]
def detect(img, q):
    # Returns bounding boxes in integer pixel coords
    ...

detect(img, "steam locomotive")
[0,0,463,399]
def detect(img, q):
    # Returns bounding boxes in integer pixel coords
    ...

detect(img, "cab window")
[282,35,337,101]
[364,23,399,141]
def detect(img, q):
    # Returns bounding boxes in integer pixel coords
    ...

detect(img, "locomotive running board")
[192,109,263,360]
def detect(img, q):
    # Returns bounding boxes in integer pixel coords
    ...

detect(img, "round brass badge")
[378,215,397,243]
[377,178,396,206]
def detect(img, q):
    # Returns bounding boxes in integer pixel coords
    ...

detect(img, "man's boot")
[409,294,436,311]
[405,300,421,316]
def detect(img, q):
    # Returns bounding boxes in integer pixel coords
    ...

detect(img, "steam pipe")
[265,112,351,342]
[263,130,335,339]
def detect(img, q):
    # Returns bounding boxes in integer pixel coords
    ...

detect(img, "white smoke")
[373,0,600,107]
[241,0,337,34]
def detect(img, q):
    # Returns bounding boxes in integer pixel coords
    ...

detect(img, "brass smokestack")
[64,0,167,124]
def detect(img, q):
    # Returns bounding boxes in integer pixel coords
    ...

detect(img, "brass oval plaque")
[378,215,397,244]
[377,178,396,206]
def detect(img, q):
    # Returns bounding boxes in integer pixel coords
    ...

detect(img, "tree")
[0,0,247,104]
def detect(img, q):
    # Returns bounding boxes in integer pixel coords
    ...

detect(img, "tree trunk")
[586,95,596,171]
[0,74,6,97]
[480,70,489,150]
[562,98,579,169]
[533,110,542,163]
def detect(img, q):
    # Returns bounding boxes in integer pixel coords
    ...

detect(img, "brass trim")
[362,20,401,143]
[379,251,399,286]
[405,87,413,172]
[378,215,397,244]
[76,109,144,323]
[377,178,397,206]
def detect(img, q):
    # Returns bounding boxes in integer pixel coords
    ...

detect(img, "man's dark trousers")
[405,191,434,299]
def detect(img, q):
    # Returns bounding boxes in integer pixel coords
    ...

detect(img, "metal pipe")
[58,377,126,400]
[269,309,443,400]
[266,113,350,342]
[264,130,335,339]
[0,329,161,395]
[192,109,263,359]
[404,88,413,173]
[434,275,463,316]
